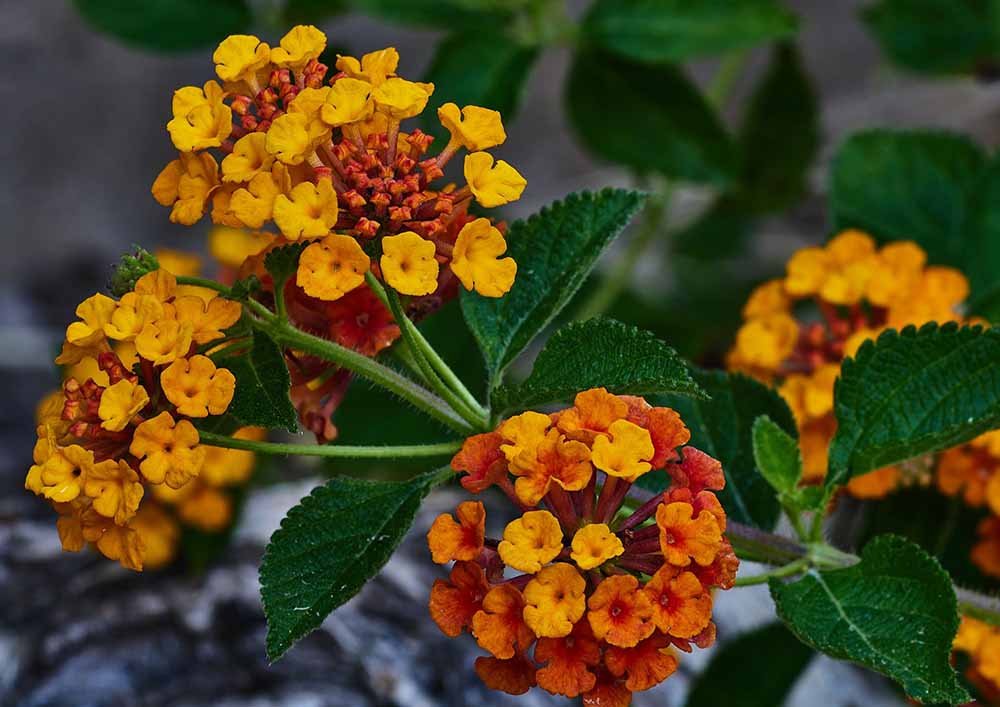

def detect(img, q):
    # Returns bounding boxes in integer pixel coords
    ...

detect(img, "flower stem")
[198,430,462,459]
[733,557,810,587]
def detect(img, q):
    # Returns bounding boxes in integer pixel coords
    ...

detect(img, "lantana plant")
[28,22,1000,707]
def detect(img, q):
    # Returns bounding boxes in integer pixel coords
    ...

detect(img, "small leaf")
[827,323,1000,487]
[264,242,308,291]
[492,318,704,413]
[216,329,298,433]
[752,415,802,496]
[684,622,813,707]
[260,468,442,660]
[582,0,797,65]
[770,534,969,704]
[73,0,251,52]
[109,247,160,297]
[461,189,645,382]
[566,49,737,185]
[644,370,797,530]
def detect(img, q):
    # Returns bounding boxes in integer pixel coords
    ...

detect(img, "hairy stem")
[199,430,462,459]
[733,557,810,587]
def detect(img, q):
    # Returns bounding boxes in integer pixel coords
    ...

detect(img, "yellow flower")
[570,523,624,570]
[208,227,275,269]
[98,380,150,432]
[497,510,563,573]
[171,295,242,344]
[464,152,526,208]
[438,103,506,151]
[221,133,275,183]
[161,355,236,417]
[105,292,165,341]
[731,313,798,372]
[288,87,333,143]
[230,164,291,228]
[131,503,180,569]
[77,509,145,571]
[83,459,144,525]
[273,179,340,239]
[28,441,95,503]
[523,563,587,638]
[743,279,790,319]
[64,293,117,354]
[177,484,233,531]
[213,34,270,83]
[134,269,177,302]
[887,266,969,328]
[450,218,517,297]
[200,427,264,486]
[373,77,433,119]
[336,47,399,86]
[321,78,375,127]
[151,151,220,225]
[784,246,829,298]
[135,318,194,365]
[155,249,202,277]
[590,420,655,483]
[270,25,326,69]
[265,112,314,166]
[498,410,552,463]
[167,80,232,152]
[296,234,370,301]
[865,241,926,306]
[380,231,439,296]
[130,411,205,488]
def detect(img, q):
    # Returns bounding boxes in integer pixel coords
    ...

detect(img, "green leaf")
[350,0,514,29]
[216,329,298,433]
[770,534,969,704]
[827,323,1000,487]
[684,623,813,707]
[566,49,737,184]
[644,370,796,530]
[492,318,704,412]
[461,189,645,382]
[422,32,538,140]
[752,415,802,496]
[260,468,443,660]
[283,0,347,23]
[863,0,999,76]
[264,242,308,291]
[73,0,251,52]
[582,0,797,65]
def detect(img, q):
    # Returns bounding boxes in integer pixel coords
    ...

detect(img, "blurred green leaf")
[566,49,737,184]
[74,0,251,52]
[284,0,348,23]
[216,330,298,433]
[771,534,968,704]
[350,0,514,29]
[582,0,797,65]
[492,317,704,412]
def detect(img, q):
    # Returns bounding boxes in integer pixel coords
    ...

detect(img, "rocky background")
[2,1,1000,705]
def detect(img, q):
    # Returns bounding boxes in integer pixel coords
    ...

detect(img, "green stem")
[734,557,810,587]
[198,430,462,459]
[175,275,231,295]
[273,278,289,322]
[957,587,1000,628]
[707,50,749,111]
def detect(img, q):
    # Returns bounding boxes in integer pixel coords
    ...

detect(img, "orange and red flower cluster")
[954,616,1000,700]
[27,269,244,571]
[427,388,737,705]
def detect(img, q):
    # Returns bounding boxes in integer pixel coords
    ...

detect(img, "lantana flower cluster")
[426,388,738,705]
[27,269,243,570]
[954,616,1000,700]
[727,230,970,496]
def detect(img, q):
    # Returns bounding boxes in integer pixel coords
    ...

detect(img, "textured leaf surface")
[74,0,251,51]
[492,318,704,412]
[582,0,797,64]
[752,415,802,496]
[216,330,297,432]
[643,370,796,530]
[684,623,813,707]
[462,189,644,382]
[264,242,307,290]
[566,50,736,184]
[827,323,1000,487]
[260,469,441,660]
[770,534,968,704]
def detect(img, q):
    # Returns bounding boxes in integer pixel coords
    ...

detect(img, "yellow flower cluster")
[728,230,969,490]
[153,26,525,304]
[27,269,244,570]
[954,617,1000,699]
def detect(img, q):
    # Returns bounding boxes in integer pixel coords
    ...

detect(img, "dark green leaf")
[264,242,308,291]
[74,0,251,52]
[492,318,704,412]
[350,0,514,30]
[828,323,1000,487]
[863,0,999,76]
[643,370,796,530]
[566,49,737,184]
[582,0,797,65]
[671,197,755,260]
[422,32,538,140]
[770,534,968,704]
[461,189,645,382]
[260,468,442,660]
[284,0,347,23]
[752,415,802,495]
[684,622,813,707]
[216,329,298,433]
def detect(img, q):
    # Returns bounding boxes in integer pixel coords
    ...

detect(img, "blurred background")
[3,1,1000,705]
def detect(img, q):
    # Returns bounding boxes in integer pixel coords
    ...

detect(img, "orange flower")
[451,431,507,493]
[523,562,586,638]
[534,621,601,697]
[623,400,691,468]
[937,446,991,507]
[511,429,593,506]
[673,446,725,494]
[582,670,632,707]
[557,387,627,443]
[427,500,485,564]
[471,585,534,659]
[570,523,624,570]
[498,410,552,462]
[692,537,739,590]
[643,565,712,638]
[323,285,400,356]
[474,654,536,696]
[587,574,655,648]
[973,517,1000,579]
[429,560,489,637]
[847,466,902,500]
[656,501,722,567]
[604,633,678,692]
[498,510,563,573]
